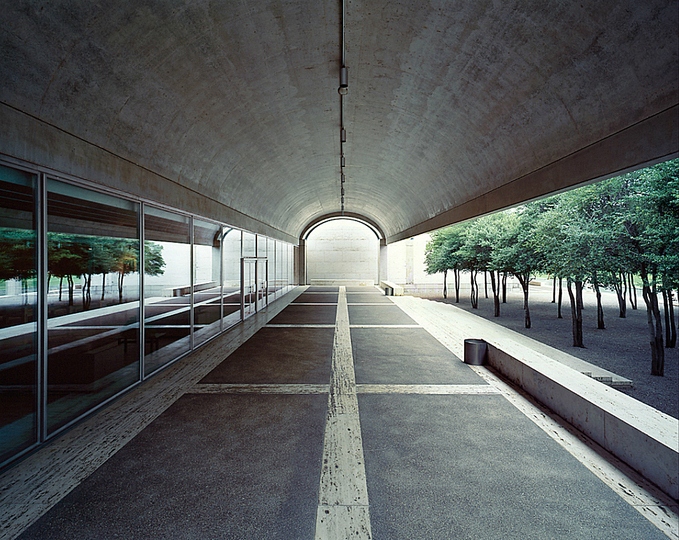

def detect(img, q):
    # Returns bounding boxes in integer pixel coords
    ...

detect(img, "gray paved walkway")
[7,287,677,539]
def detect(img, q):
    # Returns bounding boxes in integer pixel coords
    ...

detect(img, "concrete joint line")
[190,383,330,394]
[356,384,501,395]
[315,287,372,540]
[349,324,421,329]
[266,324,336,328]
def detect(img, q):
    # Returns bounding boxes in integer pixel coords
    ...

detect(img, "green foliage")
[423,158,679,368]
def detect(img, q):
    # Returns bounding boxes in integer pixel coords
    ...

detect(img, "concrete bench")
[380,280,404,296]
[485,342,679,500]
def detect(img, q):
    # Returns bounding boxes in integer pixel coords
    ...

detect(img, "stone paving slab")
[200,326,334,384]
[305,286,339,293]
[293,293,339,303]
[348,305,417,325]
[18,393,326,540]
[359,393,669,540]
[346,293,392,303]
[268,304,337,325]
[351,328,485,385]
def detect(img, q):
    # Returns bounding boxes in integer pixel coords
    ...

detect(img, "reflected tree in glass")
[0,165,37,466]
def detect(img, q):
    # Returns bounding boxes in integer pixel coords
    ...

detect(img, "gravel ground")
[415,283,679,419]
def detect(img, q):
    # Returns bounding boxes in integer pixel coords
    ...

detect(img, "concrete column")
[297,239,306,285]
[378,239,388,284]
[405,238,414,284]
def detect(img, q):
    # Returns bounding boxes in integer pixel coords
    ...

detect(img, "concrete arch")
[300,212,386,242]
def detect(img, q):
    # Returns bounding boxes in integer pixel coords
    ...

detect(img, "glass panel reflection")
[0,165,37,464]
[242,231,255,258]
[143,206,190,376]
[256,235,266,258]
[275,241,284,299]
[267,238,276,301]
[242,258,256,318]
[194,219,221,346]
[46,179,140,435]
[222,227,241,329]
[256,258,267,311]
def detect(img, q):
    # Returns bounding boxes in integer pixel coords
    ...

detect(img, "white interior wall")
[306,220,379,284]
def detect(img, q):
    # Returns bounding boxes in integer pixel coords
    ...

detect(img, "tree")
[533,196,588,346]
[621,159,679,375]
[494,205,543,328]
[0,228,36,312]
[424,224,467,302]
[425,230,452,299]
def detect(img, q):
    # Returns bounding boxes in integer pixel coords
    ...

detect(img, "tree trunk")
[669,290,676,348]
[67,275,74,306]
[662,289,676,348]
[83,274,92,310]
[593,274,605,329]
[454,268,460,303]
[523,283,531,329]
[470,270,478,309]
[516,273,531,328]
[642,280,664,376]
[501,273,507,303]
[613,272,627,318]
[628,273,638,310]
[59,276,63,301]
[118,271,124,302]
[484,271,488,299]
[557,277,563,319]
[101,272,107,301]
[442,269,447,299]
[567,280,584,347]
[490,270,500,317]
[552,276,556,303]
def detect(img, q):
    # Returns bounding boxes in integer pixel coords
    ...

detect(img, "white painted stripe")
[190,384,329,394]
[266,324,336,328]
[356,384,500,395]
[346,302,395,305]
[292,302,339,306]
[469,366,679,539]
[315,286,372,539]
[189,383,500,396]
[349,324,421,328]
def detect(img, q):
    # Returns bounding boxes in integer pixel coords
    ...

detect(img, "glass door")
[256,258,268,311]
[241,258,256,319]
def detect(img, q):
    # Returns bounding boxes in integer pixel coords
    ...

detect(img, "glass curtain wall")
[46,179,140,435]
[275,241,284,298]
[242,231,255,258]
[0,159,298,469]
[193,219,222,347]
[267,238,276,301]
[0,165,38,463]
[288,244,295,291]
[143,206,191,376]
[256,235,267,311]
[221,227,241,329]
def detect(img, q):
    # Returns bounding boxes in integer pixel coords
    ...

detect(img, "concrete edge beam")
[0,103,297,244]
[387,105,679,244]
[485,343,679,500]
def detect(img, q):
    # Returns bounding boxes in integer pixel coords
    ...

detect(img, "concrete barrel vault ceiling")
[1,0,677,244]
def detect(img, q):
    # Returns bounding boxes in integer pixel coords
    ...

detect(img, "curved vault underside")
[0,0,677,244]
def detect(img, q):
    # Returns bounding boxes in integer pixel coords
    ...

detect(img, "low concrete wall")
[486,343,679,500]
[379,281,404,296]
